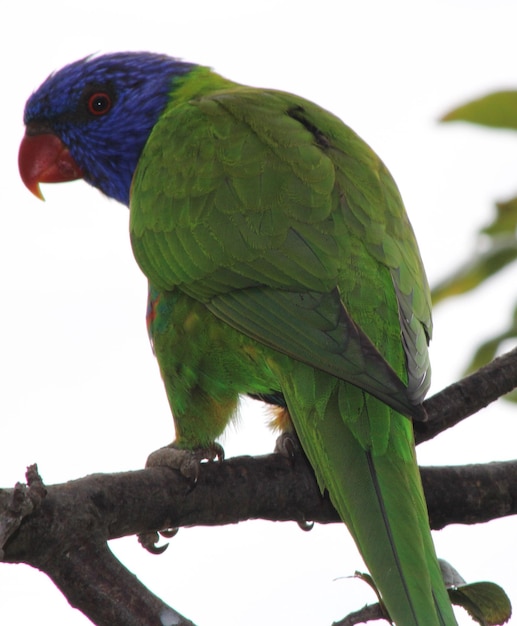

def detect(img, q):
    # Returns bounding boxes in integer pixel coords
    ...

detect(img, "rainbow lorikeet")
[19,52,456,625]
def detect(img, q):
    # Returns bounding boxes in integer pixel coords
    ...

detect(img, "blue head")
[22,52,195,206]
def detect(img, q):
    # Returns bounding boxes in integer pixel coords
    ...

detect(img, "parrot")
[18,52,456,626]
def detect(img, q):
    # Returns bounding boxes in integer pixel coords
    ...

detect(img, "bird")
[18,52,456,625]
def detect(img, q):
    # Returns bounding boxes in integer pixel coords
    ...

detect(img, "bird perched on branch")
[19,52,456,625]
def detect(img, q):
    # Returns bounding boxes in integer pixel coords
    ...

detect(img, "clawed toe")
[146,442,225,482]
[297,519,314,532]
[140,442,224,553]
[138,529,176,554]
[274,431,301,459]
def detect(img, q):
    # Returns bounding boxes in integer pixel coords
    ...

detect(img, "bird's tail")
[285,377,457,626]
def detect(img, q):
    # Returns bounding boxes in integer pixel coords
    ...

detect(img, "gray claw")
[138,530,169,554]
[274,432,301,459]
[160,528,179,539]
[297,519,315,532]
[139,443,225,553]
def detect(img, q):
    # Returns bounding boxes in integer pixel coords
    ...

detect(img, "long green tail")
[281,367,457,626]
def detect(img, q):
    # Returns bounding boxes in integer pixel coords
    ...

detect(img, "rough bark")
[1,347,517,625]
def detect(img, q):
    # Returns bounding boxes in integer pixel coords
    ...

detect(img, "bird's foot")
[274,432,314,532]
[146,441,225,482]
[274,431,302,460]
[138,528,179,555]
[139,443,224,553]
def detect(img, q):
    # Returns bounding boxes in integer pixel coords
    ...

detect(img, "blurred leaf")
[449,582,512,625]
[441,91,517,130]
[482,197,517,237]
[463,302,517,380]
[503,387,517,403]
[438,87,517,405]
[466,337,504,374]
[431,238,517,305]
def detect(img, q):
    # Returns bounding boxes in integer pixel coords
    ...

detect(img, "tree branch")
[332,602,386,626]
[416,345,517,443]
[2,347,517,625]
[2,456,516,623]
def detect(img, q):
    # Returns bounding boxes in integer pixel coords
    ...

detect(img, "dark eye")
[87,92,112,116]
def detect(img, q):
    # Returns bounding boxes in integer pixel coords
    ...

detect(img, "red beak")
[18,132,84,200]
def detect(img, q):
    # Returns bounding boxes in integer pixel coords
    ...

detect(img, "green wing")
[207,287,421,418]
[130,71,431,418]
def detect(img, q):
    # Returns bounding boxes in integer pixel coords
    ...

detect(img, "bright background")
[2,1,517,624]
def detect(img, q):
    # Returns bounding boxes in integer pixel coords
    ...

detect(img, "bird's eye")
[87,92,112,116]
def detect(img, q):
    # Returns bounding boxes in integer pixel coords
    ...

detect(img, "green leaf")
[463,301,517,375]
[482,197,517,237]
[449,582,512,625]
[353,567,512,625]
[465,337,504,374]
[503,387,517,403]
[441,91,517,131]
[431,238,517,305]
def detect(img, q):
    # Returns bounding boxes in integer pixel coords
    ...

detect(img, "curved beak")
[18,132,83,200]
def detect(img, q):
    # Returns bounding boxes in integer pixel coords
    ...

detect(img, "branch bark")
[416,345,517,443]
[1,456,516,624]
[1,347,517,625]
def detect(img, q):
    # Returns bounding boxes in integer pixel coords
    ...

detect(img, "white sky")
[2,1,517,624]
